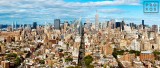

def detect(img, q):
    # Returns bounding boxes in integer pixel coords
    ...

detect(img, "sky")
[0,0,159,25]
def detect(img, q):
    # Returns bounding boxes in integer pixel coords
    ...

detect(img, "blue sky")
[0,0,159,25]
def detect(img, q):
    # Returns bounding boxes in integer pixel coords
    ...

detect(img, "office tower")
[95,11,99,31]
[85,19,89,27]
[85,18,92,29]
[99,22,102,29]
[15,22,17,30]
[12,22,14,31]
[110,19,115,29]
[23,24,25,29]
[115,22,121,28]
[102,22,107,29]
[142,20,144,29]
[7,26,12,32]
[63,21,68,32]
[0,24,2,30]
[152,25,158,32]
[45,22,47,29]
[130,23,135,29]
[158,25,160,33]
[32,22,37,29]
[121,20,125,30]
[107,21,109,27]
[54,19,60,30]
[26,24,31,29]
[78,18,82,34]
[84,23,87,26]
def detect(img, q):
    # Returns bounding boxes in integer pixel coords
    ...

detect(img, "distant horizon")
[0,19,158,27]
[0,0,159,25]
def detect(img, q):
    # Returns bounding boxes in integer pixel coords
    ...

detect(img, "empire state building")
[95,12,99,31]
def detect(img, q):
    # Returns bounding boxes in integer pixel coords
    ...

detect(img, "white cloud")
[98,8,125,13]
[1,0,156,25]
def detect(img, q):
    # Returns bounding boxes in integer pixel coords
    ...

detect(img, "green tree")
[67,66,75,68]
[7,53,17,57]
[39,60,45,64]
[153,51,160,60]
[128,50,140,56]
[86,65,94,68]
[14,57,21,66]
[84,55,93,66]
[67,66,81,68]
[65,57,73,62]
[112,49,124,58]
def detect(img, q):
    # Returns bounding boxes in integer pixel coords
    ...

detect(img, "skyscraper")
[95,11,99,31]
[115,22,121,28]
[0,24,2,30]
[15,22,17,30]
[12,22,14,31]
[45,22,47,29]
[158,25,160,33]
[54,19,61,30]
[121,20,125,30]
[142,20,144,29]
[110,19,115,29]
[33,22,37,29]
[152,25,158,32]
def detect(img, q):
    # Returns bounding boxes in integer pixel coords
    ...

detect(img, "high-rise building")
[54,19,61,30]
[110,19,115,29]
[130,23,137,29]
[15,22,17,30]
[0,24,2,30]
[33,22,37,29]
[12,22,14,31]
[142,20,144,29]
[85,18,92,29]
[95,11,99,31]
[121,20,125,30]
[152,25,158,32]
[115,22,121,28]
[158,25,160,33]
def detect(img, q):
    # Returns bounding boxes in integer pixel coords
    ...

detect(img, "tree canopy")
[84,55,93,66]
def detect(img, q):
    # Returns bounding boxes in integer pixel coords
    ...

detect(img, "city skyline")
[1,1,160,67]
[0,0,159,25]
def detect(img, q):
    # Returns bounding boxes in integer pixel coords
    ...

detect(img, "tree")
[112,49,140,58]
[14,57,22,66]
[65,57,73,62]
[39,60,45,64]
[84,55,93,66]
[112,49,124,58]
[86,65,94,68]
[67,66,81,68]
[7,53,17,58]
[66,43,69,50]
[129,50,140,56]
[67,66,74,68]
[153,51,160,60]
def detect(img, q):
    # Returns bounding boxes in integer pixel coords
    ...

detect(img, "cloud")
[0,0,141,9]
[62,0,140,7]
[98,8,125,14]
[1,0,158,25]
